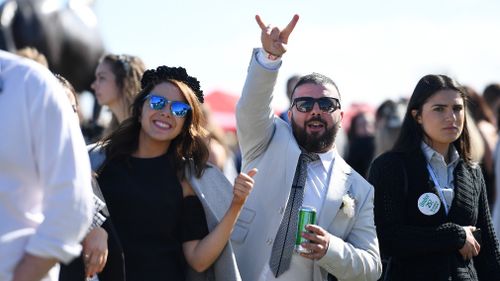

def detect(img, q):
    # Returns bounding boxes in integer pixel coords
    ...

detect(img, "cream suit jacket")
[232,49,382,281]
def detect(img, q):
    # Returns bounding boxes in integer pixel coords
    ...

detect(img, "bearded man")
[232,15,382,281]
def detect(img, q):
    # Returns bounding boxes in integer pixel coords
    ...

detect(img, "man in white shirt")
[0,51,93,281]
[233,15,382,281]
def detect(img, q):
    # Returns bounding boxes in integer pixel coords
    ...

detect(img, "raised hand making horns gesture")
[255,14,299,57]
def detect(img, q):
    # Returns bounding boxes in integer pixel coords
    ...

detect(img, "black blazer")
[368,150,500,281]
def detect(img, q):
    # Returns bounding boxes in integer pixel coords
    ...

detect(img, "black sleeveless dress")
[97,153,208,281]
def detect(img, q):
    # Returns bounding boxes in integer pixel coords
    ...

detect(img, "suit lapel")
[317,151,352,228]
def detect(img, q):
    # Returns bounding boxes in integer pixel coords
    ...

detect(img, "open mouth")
[153,120,171,130]
[306,120,325,132]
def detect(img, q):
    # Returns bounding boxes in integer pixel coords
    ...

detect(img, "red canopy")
[204,90,240,132]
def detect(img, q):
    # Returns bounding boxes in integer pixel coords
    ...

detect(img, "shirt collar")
[421,141,460,166]
[315,147,336,171]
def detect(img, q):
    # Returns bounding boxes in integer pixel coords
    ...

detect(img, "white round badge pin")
[417,193,441,216]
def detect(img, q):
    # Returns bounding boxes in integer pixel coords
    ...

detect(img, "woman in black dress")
[91,66,256,281]
[368,74,500,280]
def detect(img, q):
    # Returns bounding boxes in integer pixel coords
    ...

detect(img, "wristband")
[262,49,281,61]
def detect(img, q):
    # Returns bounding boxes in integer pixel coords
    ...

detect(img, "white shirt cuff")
[255,48,282,70]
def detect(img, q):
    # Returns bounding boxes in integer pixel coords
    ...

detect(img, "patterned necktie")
[269,151,319,277]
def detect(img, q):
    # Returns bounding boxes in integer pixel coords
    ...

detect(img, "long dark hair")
[98,66,209,179]
[100,54,145,135]
[392,74,471,163]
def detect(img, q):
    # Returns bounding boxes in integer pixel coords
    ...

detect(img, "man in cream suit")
[232,15,382,281]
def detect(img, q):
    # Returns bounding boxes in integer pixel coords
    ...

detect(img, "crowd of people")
[2,14,500,281]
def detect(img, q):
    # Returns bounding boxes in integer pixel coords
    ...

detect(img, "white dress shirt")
[0,52,93,281]
[421,142,460,213]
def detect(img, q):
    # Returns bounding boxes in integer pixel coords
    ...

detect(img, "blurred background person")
[494,135,500,237]
[89,54,145,141]
[55,74,125,281]
[279,74,300,123]
[15,46,49,68]
[483,83,500,129]
[489,83,500,236]
[466,86,497,209]
[345,111,375,178]
[56,74,84,125]
[202,103,239,181]
[373,98,407,158]
[203,89,243,174]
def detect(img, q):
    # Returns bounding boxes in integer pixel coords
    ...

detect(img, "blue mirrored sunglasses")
[144,94,191,118]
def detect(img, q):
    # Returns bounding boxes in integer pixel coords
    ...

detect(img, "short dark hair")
[291,73,340,100]
[392,74,471,163]
[286,75,300,100]
[483,83,500,108]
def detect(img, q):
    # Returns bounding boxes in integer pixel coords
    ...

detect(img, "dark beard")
[291,115,338,153]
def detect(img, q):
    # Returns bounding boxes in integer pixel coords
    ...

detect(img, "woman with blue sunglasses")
[89,66,256,281]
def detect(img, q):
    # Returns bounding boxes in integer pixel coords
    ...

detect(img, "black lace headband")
[141,66,204,103]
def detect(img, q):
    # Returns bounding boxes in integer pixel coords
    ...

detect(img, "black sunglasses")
[144,94,191,118]
[291,97,341,113]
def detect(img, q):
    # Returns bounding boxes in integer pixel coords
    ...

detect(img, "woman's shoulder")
[87,142,106,171]
[371,151,405,167]
[186,162,231,193]
[457,159,483,178]
[369,151,400,179]
[368,150,418,180]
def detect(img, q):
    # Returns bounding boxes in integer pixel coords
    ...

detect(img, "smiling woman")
[87,65,256,281]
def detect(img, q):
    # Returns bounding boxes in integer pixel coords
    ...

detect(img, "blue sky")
[94,0,500,111]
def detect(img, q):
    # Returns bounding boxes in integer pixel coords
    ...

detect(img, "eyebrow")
[95,71,109,76]
[430,102,463,106]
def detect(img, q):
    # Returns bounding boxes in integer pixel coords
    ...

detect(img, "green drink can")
[295,206,317,253]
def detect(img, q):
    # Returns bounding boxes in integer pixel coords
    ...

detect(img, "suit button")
[266,238,273,245]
